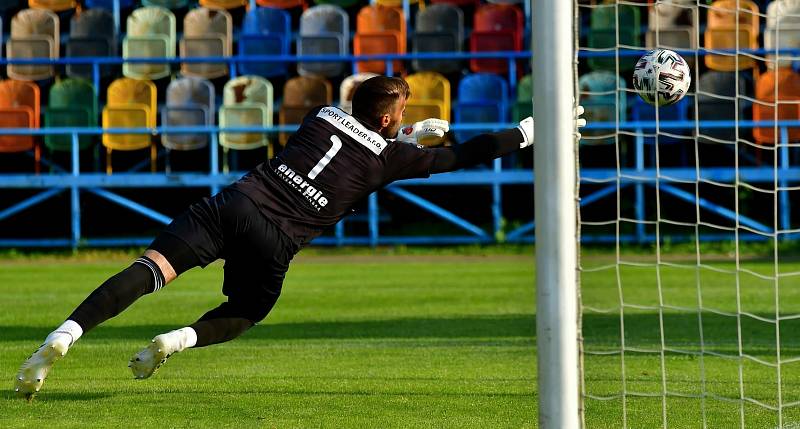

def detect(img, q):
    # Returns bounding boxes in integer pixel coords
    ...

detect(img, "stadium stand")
[469,3,522,74]
[161,77,215,170]
[8,8,59,81]
[353,4,406,74]
[412,3,463,74]
[753,68,800,145]
[123,6,176,81]
[44,78,96,152]
[704,0,759,71]
[219,75,273,172]
[0,79,41,173]
[338,72,377,114]
[404,71,451,124]
[297,4,349,78]
[279,74,333,145]
[238,7,292,78]
[180,7,232,79]
[453,73,508,143]
[67,8,117,80]
[102,77,158,173]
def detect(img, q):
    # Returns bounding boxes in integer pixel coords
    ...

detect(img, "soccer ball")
[632,49,691,107]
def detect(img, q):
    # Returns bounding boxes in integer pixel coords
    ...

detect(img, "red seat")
[0,79,41,172]
[469,4,523,74]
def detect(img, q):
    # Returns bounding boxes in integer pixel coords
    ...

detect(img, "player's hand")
[395,118,449,147]
[518,105,587,149]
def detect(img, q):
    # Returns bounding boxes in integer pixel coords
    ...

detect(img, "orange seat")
[353,5,406,74]
[0,79,41,172]
[753,68,800,144]
[704,0,759,71]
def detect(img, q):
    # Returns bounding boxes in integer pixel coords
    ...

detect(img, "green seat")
[44,78,96,151]
[512,74,533,121]
[586,4,641,72]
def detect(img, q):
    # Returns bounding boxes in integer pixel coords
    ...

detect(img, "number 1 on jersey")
[308,135,342,180]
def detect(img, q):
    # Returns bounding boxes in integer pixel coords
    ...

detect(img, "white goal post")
[533,0,581,427]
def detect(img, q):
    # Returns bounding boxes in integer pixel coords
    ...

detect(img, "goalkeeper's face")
[380,96,407,139]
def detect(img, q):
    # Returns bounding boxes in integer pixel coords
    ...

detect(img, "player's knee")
[131,255,166,294]
[234,293,279,324]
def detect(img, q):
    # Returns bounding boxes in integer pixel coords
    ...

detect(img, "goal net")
[577,0,800,427]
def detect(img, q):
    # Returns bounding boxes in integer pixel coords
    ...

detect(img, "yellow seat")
[404,71,450,123]
[704,0,759,71]
[199,0,247,10]
[102,78,158,173]
[219,75,273,172]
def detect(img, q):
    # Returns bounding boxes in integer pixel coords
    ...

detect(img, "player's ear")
[380,113,391,129]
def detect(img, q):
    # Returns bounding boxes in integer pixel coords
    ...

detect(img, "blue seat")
[84,0,135,9]
[238,7,291,77]
[453,73,509,143]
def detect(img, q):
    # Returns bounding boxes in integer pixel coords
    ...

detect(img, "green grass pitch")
[2,252,799,428]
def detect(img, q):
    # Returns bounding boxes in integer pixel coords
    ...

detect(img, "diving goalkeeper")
[14,75,586,399]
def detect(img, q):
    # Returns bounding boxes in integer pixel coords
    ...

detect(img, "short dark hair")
[351,76,411,130]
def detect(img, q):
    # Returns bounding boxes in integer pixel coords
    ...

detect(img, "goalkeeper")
[14,76,586,399]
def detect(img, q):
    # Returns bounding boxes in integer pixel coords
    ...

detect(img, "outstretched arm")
[428,106,586,174]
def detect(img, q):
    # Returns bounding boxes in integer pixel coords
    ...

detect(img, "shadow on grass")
[2,391,113,402]
[5,312,800,355]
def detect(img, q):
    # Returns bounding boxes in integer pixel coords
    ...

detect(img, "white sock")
[177,327,197,349]
[46,320,84,347]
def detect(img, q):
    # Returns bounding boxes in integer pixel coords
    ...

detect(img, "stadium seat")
[162,77,214,152]
[257,0,307,9]
[430,0,479,9]
[123,6,176,80]
[339,72,377,113]
[199,0,247,10]
[279,75,333,146]
[28,0,76,12]
[44,78,96,152]
[313,0,360,8]
[586,3,641,72]
[84,0,134,9]
[765,0,800,68]
[297,5,349,78]
[753,68,800,144]
[646,1,697,56]
[142,0,190,10]
[704,0,759,71]
[238,7,291,78]
[7,8,59,81]
[511,74,532,121]
[453,73,508,143]
[219,75,273,171]
[412,3,463,74]
[404,71,451,124]
[469,4,522,74]
[696,70,751,144]
[180,7,232,79]
[0,79,41,172]
[353,5,406,74]
[102,77,158,174]
[66,9,116,80]
[578,71,627,142]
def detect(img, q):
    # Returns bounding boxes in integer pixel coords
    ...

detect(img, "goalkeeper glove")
[517,105,587,149]
[395,118,450,147]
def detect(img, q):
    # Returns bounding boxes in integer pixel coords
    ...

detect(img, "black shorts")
[149,188,299,305]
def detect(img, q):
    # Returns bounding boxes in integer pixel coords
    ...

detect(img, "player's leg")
[14,199,222,398]
[129,191,297,379]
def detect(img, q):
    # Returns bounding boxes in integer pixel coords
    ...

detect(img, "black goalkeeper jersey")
[230,105,440,247]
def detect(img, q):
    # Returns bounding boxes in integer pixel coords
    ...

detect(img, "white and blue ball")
[632,48,691,107]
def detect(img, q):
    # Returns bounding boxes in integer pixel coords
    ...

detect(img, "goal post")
[533,0,581,427]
